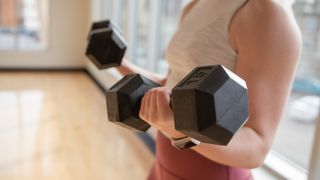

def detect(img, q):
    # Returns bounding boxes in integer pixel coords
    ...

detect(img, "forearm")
[140,87,269,168]
[116,59,167,85]
[191,126,269,168]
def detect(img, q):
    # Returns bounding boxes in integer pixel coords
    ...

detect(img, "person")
[116,0,302,179]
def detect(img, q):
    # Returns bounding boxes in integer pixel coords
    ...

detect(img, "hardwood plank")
[0,72,154,180]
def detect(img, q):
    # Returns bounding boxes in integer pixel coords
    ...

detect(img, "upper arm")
[231,0,302,147]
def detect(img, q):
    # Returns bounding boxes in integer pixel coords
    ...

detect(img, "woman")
[117,0,302,179]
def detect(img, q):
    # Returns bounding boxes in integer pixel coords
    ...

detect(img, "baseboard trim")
[0,68,85,72]
[83,70,107,93]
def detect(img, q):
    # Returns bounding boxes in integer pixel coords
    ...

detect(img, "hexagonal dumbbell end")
[106,74,160,132]
[172,65,249,145]
[86,20,127,69]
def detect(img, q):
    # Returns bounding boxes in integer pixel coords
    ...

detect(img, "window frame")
[309,114,320,180]
[264,151,308,179]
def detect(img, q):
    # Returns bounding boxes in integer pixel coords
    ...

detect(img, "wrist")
[121,58,130,66]
[159,128,185,139]
[170,131,187,139]
[165,128,186,139]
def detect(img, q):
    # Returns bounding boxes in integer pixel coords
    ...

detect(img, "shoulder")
[179,0,199,24]
[234,0,297,29]
[230,0,302,55]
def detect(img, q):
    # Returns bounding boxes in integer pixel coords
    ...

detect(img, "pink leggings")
[148,132,253,180]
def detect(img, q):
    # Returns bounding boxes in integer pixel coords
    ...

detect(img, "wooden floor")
[0,72,154,180]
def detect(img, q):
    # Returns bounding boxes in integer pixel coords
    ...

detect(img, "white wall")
[0,0,90,69]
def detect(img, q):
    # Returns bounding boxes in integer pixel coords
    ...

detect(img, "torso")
[149,0,253,179]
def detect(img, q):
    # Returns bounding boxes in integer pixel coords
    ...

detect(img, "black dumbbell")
[85,20,126,69]
[106,65,249,145]
[106,74,161,132]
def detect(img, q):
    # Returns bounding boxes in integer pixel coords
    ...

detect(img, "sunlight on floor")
[0,72,153,180]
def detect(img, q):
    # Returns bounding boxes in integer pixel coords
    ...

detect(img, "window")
[271,0,320,171]
[156,0,187,74]
[104,0,188,75]
[0,0,48,50]
[131,0,150,69]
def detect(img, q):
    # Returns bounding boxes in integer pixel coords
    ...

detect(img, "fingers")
[149,89,158,117]
[139,88,156,121]
[156,87,172,116]
[139,91,149,121]
[139,87,172,123]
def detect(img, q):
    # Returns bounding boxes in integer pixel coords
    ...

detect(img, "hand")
[139,87,185,138]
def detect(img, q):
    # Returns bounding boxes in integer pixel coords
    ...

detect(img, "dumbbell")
[106,65,249,145]
[107,74,160,132]
[85,20,126,69]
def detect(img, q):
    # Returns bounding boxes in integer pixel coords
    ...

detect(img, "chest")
[166,0,237,73]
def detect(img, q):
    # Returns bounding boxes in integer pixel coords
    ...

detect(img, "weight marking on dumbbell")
[178,66,213,87]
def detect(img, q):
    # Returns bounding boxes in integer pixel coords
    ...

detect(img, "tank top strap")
[220,0,249,44]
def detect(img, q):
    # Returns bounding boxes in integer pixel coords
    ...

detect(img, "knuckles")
[139,87,171,123]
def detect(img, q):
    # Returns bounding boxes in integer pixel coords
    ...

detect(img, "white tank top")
[166,0,248,88]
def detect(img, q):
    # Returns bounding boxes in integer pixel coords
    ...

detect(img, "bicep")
[234,4,302,146]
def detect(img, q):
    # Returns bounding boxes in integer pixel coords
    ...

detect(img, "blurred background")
[0,0,319,179]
